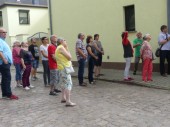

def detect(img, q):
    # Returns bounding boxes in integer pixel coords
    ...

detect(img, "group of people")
[122,25,170,82]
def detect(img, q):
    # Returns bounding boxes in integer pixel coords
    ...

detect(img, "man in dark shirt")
[29,38,40,81]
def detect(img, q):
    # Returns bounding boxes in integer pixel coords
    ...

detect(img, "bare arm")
[41,51,48,58]
[21,58,26,69]
[0,52,8,64]
[77,48,86,59]
[87,47,98,60]
[93,43,103,54]
[60,46,72,61]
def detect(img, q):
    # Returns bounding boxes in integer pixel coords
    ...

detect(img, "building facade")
[0,0,49,47]
[49,0,170,69]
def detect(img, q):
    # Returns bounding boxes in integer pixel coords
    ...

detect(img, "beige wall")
[1,6,49,47]
[50,0,167,63]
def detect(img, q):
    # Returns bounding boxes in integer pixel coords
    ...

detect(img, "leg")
[160,50,166,75]
[0,64,12,97]
[147,59,153,81]
[124,58,131,79]
[167,51,170,74]
[142,59,149,81]
[25,65,32,87]
[134,57,140,74]
[78,59,85,85]
[88,58,94,83]
[47,61,50,85]
[98,54,102,75]
[42,60,47,85]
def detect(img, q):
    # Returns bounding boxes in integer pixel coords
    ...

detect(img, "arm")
[93,43,102,54]
[60,46,72,61]
[77,48,86,59]
[158,35,169,45]
[0,52,8,64]
[87,47,98,60]
[40,50,48,58]
[21,58,26,69]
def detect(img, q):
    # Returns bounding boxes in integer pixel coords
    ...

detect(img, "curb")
[37,71,170,90]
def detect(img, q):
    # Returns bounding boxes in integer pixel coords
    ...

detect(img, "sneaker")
[66,102,76,107]
[49,91,58,96]
[128,77,134,80]
[34,76,38,79]
[124,78,131,81]
[54,89,61,93]
[24,86,30,90]
[17,84,23,87]
[89,82,94,84]
[79,82,87,86]
[29,85,35,88]
[31,77,36,81]
[9,94,19,100]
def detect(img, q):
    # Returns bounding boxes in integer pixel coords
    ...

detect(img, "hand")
[23,65,26,69]
[3,59,8,64]
[83,55,87,59]
[101,51,104,55]
[95,56,98,60]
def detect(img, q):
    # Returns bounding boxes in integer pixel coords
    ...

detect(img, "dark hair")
[121,32,125,39]
[94,34,99,40]
[86,35,93,44]
[160,25,167,32]
[78,33,83,39]
[41,37,47,42]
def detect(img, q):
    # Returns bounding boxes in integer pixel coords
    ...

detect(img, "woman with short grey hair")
[55,38,76,107]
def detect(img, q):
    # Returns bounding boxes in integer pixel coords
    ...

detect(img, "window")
[0,11,3,26]
[19,10,30,24]
[32,0,40,5]
[124,5,136,31]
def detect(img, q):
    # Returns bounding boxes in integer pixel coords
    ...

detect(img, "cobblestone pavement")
[1,70,170,127]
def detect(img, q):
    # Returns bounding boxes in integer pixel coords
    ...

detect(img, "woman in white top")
[40,37,50,87]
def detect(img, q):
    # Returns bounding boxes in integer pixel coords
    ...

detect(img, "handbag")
[65,65,75,74]
[155,44,163,57]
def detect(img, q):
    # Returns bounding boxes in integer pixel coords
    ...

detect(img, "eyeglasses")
[0,32,7,33]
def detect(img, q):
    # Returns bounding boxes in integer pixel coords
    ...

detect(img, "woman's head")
[22,42,29,48]
[13,41,21,48]
[41,37,48,44]
[121,31,128,39]
[143,34,151,41]
[86,35,93,44]
[57,38,67,47]
[94,34,99,40]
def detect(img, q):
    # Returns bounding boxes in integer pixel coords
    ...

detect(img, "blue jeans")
[31,60,39,69]
[78,58,86,84]
[14,63,22,81]
[88,57,94,83]
[0,63,12,97]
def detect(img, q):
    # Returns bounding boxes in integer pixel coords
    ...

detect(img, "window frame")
[0,11,3,27]
[18,10,30,25]
[124,5,136,32]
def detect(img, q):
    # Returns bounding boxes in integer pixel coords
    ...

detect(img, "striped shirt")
[75,39,87,61]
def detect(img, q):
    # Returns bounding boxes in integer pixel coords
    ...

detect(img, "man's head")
[94,34,99,41]
[160,25,168,33]
[136,32,142,39]
[31,38,36,45]
[78,33,85,41]
[41,37,48,44]
[0,28,7,39]
[50,34,57,45]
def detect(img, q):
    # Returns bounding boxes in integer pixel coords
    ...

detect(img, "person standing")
[140,34,153,82]
[55,38,76,107]
[29,38,40,81]
[133,32,143,75]
[158,25,170,77]
[86,35,98,84]
[48,35,61,96]
[76,33,88,86]
[0,28,19,100]
[40,37,50,87]
[12,41,22,87]
[93,34,104,77]
[121,31,134,81]
[20,42,35,90]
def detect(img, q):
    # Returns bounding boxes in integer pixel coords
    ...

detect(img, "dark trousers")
[78,58,86,84]
[14,63,22,81]
[0,64,12,97]
[42,60,50,85]
[160,50,170,75]
[22,64,31,88]
[88,57,94,83]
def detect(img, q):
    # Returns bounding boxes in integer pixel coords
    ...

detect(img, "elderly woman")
[140,34,153,82]
[20,42,35,90]
[121,31,134,81]
[55,38,76,107]
[12,41,22,87]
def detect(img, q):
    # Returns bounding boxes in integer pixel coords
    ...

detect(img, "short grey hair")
[50,34,57,41]
[57,37,64,45]
[78,33,84,39]
[143,34,150,40]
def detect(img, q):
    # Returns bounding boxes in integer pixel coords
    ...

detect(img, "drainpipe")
[48,0,53,34]
[168,0,170,33]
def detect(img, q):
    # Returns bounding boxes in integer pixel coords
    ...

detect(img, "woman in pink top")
[12,41,22,87]
[140,34,153,82]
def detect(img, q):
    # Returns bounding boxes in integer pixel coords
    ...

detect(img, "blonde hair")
[13,40,21,47]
